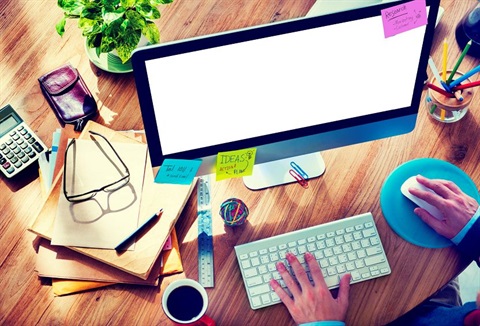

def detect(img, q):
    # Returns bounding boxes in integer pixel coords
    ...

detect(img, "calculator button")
[2,161,11,169]
[32,142,44,153]
[27,137,35,144]
[27,150,36,158]
[14,161,22,168]
[6,166,15,174]
[20,156,29,163]
[0,144,5,150]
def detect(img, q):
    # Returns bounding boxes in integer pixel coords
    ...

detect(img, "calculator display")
[0,115,20,137]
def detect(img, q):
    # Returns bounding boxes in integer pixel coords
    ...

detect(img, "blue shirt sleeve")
[451,206,480,245]
[299,322,345,326]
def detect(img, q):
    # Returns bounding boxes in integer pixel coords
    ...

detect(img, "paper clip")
[289,169,309,188]
[290,161,309,179]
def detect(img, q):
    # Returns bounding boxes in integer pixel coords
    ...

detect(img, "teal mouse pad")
[380,158,480,248]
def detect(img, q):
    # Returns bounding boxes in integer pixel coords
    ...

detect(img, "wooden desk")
[1,0,479,325]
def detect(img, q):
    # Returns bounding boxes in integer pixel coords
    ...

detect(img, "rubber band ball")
[219,198,249,226]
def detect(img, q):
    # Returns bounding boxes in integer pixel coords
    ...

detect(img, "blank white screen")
[145,15,426,155]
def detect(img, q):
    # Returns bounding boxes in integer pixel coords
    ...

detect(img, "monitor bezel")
[132,0,440,168]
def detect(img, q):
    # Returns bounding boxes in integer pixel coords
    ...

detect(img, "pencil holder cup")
[426,70,475,123]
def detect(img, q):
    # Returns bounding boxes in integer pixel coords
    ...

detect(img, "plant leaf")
[58,0,84,14]
[150,0,173,5]
[116,29,141,63]
[56,16,67,36]
[142,21,159,44]
[81,2,102,20]
[78,16,102,36]
[120,0,136,8]
[135,2,160,20]
[125,9,146,30]
[102,6,125,24]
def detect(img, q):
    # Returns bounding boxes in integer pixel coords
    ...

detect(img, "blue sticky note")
[155,159,202,185]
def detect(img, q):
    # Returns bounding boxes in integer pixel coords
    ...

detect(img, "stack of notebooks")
[28,121,196,295]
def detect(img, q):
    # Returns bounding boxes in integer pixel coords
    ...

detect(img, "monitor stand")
[243,152,326,190]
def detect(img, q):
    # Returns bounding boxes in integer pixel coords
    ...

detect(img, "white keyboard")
[234,212,391,310]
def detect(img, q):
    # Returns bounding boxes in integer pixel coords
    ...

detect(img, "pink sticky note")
[381,0,427,38]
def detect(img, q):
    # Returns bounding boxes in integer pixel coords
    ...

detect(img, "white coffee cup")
[162,278,211,325]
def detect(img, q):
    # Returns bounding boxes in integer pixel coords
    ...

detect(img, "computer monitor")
[132,0,440,189]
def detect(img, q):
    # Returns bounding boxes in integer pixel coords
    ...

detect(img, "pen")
[115,209,163,251]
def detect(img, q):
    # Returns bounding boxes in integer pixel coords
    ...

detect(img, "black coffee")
[166,285,203,321]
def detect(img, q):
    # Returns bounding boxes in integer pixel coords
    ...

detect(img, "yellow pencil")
[440,109,446,121]
[442,38,448,82]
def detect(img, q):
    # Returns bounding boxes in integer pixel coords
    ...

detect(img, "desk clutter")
[28,121,196,295]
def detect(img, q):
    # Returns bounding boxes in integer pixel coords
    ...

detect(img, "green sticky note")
[216,148,257,181]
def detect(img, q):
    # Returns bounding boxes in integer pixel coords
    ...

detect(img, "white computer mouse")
[400,176,444,220]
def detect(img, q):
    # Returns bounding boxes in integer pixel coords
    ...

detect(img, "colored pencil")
[449,65,480,88]
[452,79,480,91]
[454,90,464,101]
[428,56,451,92]
[427,82,455,98]
[440,109,446,121]
[442,38,448,82]
[447,40,472,84]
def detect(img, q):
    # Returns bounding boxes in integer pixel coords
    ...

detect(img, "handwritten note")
[381,0,427,38]
[216,148,257,181]
[155,159,202,185]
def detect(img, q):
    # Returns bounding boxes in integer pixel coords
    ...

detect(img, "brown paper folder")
[36,238,160,285]
[29,121,196,280]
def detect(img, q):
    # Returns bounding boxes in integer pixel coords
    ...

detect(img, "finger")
[440,179,464,195]
[336,273,351,309]
[269,278,294,307]
[305,252,328,289]
[286,252,310,287]
[276,259,302,298]
[409,187,445,208]
[414,207,445,231]
[416,175,455,199]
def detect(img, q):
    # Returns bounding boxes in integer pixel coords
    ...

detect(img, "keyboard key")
[365,255,386,266]
[249,284,270,296]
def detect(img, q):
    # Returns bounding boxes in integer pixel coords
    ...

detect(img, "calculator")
[0,104,47,178]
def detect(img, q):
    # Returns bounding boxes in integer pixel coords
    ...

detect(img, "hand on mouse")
[409,175,479,239]
[270,252,351,325]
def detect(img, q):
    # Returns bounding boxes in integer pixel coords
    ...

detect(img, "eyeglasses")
[63,131,130,203]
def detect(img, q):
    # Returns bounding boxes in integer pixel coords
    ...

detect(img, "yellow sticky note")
[216,148,257,181]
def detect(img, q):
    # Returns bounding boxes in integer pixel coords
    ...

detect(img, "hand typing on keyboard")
[270,252,351,325]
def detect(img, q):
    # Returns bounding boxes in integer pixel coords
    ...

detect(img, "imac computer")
[132,0,440,189]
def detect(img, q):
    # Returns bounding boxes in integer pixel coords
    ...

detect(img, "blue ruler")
[197,175,214,288]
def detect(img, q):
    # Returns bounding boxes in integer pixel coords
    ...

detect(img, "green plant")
[56,0,173,63]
